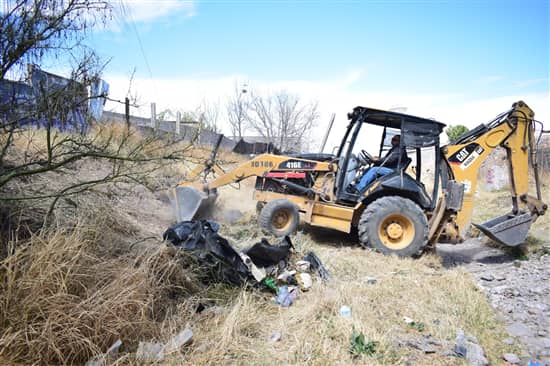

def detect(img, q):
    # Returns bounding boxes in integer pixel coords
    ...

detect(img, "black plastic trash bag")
[303,251,330,281]
[242,237,293,268]
[163,220,251,286]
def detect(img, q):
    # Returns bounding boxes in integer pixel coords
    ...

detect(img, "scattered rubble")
[503,352,520,364]
[405,339,436,354]
[398,335,451,357]
[135,327,193,364]
[438,239,550,365]
[454,329,489,366]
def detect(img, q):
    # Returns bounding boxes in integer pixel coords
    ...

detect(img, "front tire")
[358,196,428,257]
[259,199,299,237]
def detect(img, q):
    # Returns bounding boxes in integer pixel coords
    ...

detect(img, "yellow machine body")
[170,101,546,254]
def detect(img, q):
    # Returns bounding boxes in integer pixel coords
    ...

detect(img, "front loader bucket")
[473,212,533,247]
[168,186,217,222]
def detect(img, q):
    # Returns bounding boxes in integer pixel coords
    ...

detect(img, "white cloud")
[102,70,550,151]
[103,0,195,31]
[116,0,195,23]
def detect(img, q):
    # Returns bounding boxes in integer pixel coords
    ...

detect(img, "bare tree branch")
[246,89,319,153]
[227,82,249,140]
[196,99,221,133]
[0,0,197,225]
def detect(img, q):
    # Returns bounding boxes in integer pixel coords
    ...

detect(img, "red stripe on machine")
[265,172,306,178]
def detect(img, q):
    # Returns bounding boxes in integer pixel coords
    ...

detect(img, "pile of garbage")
[163,220,330,306]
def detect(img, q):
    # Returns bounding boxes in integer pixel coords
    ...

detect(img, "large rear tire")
[358,196,428,257]
[259,199,299,237]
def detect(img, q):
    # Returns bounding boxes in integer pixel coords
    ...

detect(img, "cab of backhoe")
[335,107,446,210]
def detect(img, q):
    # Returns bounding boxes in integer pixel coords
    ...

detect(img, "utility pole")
[319,113,335,153]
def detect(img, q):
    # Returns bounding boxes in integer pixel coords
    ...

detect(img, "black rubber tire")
[358,196,428,257]
[259,199,299,237]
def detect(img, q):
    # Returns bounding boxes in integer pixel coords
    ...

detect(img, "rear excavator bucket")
[168,186,218,222]
[473,211,533,247]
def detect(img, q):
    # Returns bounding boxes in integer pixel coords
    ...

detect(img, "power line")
[119,0,158,97]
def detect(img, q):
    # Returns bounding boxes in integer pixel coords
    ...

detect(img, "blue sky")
[82,0,549,141]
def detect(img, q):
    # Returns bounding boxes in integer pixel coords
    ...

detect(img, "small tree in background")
[246,89,319,153]
[0,1,192,228]
[446,124,469,142]
[196,99,221,133]
[227,82,249,140]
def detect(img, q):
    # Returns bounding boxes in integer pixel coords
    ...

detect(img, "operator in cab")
[350,134,408,194]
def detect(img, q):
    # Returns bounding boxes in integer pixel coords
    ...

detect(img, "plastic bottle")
[339,305,352,318]
[277,286,297,307]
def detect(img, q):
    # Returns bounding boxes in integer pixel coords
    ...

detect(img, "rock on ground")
[438,239,550,365]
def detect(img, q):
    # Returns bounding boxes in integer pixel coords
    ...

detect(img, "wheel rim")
[378,214,415,250]
[272,208,292,231]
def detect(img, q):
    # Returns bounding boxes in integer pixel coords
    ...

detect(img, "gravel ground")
[438,239,550,365]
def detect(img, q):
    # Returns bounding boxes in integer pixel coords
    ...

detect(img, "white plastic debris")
[339,305,352,318]
[269,330,282,342]
[85,339,122,366]
[277,269,297,282]
[296,272,312,291]
[296,260,311,272]
[164,327,193,354]
[365,276,378,284]
[239,253,266,281]
[136,341,165,364]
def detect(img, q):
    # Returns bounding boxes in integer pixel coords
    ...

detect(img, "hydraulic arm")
[443,101,546,246]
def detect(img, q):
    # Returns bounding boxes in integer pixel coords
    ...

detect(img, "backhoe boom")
[443,101,546,246]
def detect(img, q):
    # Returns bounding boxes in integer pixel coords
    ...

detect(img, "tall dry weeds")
[0,207,205,364]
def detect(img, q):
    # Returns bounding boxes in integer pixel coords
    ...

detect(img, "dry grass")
[0,123,525,364]
[0,199,208,364]
[154,229,508,366]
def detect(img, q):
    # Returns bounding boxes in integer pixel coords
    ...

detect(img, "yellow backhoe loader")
[168,101,546,257]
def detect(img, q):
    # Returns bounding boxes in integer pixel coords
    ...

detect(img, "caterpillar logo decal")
[278,159,317,170]
[448,143,485,170]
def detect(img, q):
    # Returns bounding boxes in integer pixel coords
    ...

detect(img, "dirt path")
[438,239,550,364]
